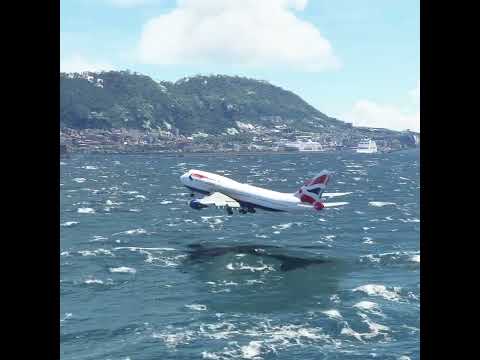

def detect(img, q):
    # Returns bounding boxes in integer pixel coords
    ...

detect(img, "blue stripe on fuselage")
[238,200,285,212]
[185,185,211,195]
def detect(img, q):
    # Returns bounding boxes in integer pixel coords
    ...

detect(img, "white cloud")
[138,0,339,71]
[60,54,116,73]
[341,80,420,133]
[343,100,419,132]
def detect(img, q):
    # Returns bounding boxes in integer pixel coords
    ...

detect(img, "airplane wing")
[194,192,241,208]
[322,202,349,208]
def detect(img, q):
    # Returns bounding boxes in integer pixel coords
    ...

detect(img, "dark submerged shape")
[185,243,329,271]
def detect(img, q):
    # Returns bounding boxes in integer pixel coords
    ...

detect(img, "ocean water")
[60,150,420,360]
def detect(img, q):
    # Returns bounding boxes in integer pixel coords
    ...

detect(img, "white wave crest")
[77,207,95,214]
[61,221,79,227]
[272,222,302,231]
[341,313,390,341]
[114,246,176,251]
[84,279,104,284]
[202,352,221,359]
[360,251,420,265]
[353,301,385,317]
[353,284,402,301]
[78,248,114,257]
[362,237,374,244]
[399,218,420,223]
[112,228,148,236]
[241,341,262,359]
[158,321,333,358]
[322,309,343,320]
[369,201,396,207]
[226,262,275,272]
[60,313,73,322]
[89,235,108,242]
[152,330,195,349]
[109,266,136,274]
[78,250,96,256]
[246,280,264,285]
[353,301,378,311]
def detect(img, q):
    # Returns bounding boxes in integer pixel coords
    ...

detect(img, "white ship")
[284,140,323,152]
[356,139,378,154]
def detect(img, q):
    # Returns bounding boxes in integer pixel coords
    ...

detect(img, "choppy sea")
[60,150,420,360]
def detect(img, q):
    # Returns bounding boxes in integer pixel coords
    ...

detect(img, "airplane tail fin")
[294,170,333,209]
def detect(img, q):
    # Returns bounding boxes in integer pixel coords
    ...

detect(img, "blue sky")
[60,0,420,132]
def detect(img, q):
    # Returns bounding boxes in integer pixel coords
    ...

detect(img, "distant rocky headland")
[60,71,419,154]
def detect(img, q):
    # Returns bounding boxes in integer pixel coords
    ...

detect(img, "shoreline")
[61,148,412,158]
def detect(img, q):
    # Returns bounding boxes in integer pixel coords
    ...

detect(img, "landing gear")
[238,207,255,214]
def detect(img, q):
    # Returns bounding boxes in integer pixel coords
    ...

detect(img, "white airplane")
[180,169,349,215]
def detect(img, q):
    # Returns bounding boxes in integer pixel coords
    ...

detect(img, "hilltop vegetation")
[60,71,349,135]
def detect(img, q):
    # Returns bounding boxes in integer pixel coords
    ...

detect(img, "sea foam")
[109,266,136,274]
[77,207,95,214]
[369,201,396,207]
[353,284,402,301]
[61,221,79,227]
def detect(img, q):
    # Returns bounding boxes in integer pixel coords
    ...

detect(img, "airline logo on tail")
[295,170,332,210]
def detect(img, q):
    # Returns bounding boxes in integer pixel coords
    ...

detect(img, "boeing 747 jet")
[180,169,349,215]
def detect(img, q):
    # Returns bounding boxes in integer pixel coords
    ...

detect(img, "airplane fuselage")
[180,169,315,212]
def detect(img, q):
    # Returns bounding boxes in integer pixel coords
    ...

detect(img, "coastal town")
[60,71,420,156]
[60,126,419,155]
